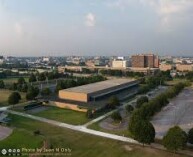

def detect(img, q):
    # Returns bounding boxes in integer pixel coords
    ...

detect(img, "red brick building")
[131,54,159,68]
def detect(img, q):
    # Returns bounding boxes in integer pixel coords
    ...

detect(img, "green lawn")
[0,129,43,149]
[88,120,133,138]
[166,79,188,86]
[0,114,187,157]
[0,90,26,107]
[32,106,90,125]
[0,77,29,84]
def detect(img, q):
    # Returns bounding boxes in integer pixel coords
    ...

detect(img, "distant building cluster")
[1,53,193,76]
[159,56,193,73]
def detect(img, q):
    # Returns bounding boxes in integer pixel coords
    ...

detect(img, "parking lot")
[151,88,193,139]
[98,86,168,131]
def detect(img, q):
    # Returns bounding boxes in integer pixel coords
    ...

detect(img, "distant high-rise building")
[145,54,154,68]
[131,54,159,68]
[154,56,159,68]
[131,55,145,68]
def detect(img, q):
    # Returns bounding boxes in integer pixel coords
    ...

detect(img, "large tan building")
[176,64,193,72]
[58,66,82,73]
[159,64,173,71]
[112,60,129,69]
[59,79,139,103]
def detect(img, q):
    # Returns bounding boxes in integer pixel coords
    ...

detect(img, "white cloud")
[140,0,193,30]
[85,13,96,27]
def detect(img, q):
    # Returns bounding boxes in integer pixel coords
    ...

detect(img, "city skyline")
[0,0,193,56]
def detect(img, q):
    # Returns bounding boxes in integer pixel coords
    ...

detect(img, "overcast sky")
[0,0,193,56]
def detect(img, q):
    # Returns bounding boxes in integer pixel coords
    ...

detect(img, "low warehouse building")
[59,78,139,103]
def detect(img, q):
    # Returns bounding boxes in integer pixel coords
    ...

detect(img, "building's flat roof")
[62,78,137,94]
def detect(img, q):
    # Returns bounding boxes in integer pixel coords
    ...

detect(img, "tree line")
[55,75,106,92]
[99,69,144,77]
[128,81,190,150]
[175,71,193,82]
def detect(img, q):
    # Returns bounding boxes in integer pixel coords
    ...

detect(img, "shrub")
[111,111,122,122]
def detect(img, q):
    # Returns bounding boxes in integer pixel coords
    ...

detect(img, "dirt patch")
[99,109,129,131]
[123,145,133,151]
[0,125,13,141]
[142,146,159,155]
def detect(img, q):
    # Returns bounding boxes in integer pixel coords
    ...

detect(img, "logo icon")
[1,149,7,155]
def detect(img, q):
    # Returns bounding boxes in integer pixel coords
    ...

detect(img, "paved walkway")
[5,110,193,156]
[0,125,13,141]
[7,110,139,144]
[83,94,138,127]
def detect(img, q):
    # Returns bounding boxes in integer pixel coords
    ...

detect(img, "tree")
[108,96,120,108]
[26,86,39,100]
[86,109,94,119]
[111,111,122,122]
[41,88,51,96]
[136,96,148,108]
[8,92,21,105]
[29,73,37,82]
[188,128,193,144]
[134,120,155,146]
[0,80,5,88]
[163,126,187,153]
[17,77,26,84]
[38,73,46,81]
[21,83,28,92]
[129,110,143,135]
[125,105,134,113]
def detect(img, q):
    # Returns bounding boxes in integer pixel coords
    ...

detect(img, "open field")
[31,106,90,125]
[0,129,43,149]
[0,90,26,107]
[0,114,188,157]
[0,77,29,84]
[166,79,188,86]
[151,88,193,139]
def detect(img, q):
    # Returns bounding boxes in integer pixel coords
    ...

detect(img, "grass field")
[0,114,187,157]
[0,77,29,84]
[88,120,132,138]
[166,79,188,86]
[0,129,43,149]
[32,106,90,125]
[0,90,26,107]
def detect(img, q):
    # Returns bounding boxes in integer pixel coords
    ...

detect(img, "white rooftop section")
[63,78,137,94]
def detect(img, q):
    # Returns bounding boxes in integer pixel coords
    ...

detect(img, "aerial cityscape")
[0,0,193,157]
